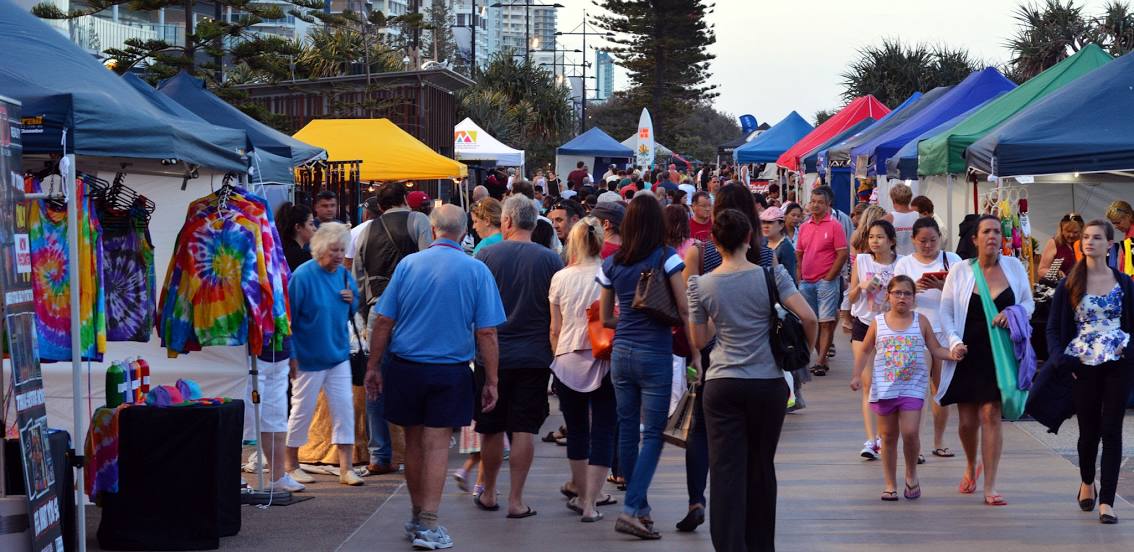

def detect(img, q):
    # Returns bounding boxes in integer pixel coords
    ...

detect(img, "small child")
[454,423,484,495]
[850,275,959,501]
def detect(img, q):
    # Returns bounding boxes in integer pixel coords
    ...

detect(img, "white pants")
[243,358,290,441]
[286,360,355,447]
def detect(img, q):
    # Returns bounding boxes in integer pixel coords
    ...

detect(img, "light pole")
[556,10,614,133]
[451,0,487,78]
[490,1,563,65]
[540,43,580,81]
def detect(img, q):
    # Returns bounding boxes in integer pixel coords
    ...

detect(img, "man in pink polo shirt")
[794,186,848,376]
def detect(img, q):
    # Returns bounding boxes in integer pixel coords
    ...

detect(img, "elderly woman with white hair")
[283,222,364,486]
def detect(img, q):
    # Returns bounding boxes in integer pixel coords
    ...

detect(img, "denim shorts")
[800,278,841,322]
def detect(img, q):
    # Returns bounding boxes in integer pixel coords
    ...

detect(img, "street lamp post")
[490,1,564,65]
[452,0,487,78]
[556,9,614,133]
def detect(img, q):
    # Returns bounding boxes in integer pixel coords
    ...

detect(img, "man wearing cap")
[354,182,433,475]
[407,190,433,217]
[591,201,625,259]
[365,204,505,550]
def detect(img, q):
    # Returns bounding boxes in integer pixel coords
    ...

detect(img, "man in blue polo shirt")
[365,204,506,551]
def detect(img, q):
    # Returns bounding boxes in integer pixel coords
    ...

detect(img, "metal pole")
[65,153,87,552]
[525,2,530,64]
[249,355,266,491]
[471,0,477,78]
[581,13,587,133]
[946,173,954,242]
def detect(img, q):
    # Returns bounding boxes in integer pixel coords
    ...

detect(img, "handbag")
[663,384,696,448]
[631,250,682,326]
[586,300,615,360]
[763,267,810,372]
[345,270,369,387]
[971,259,1029,420]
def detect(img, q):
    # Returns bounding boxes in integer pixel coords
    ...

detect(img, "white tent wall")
[36,169,250,441]
[555,155,593,182]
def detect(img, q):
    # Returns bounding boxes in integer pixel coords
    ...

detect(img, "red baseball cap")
[407,191,431,210]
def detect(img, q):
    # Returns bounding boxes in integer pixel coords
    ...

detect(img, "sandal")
[560,483,578,499]
[984,494,1008,506]
[917,454,926,465]
[542,431,558,443]
[506,506,538,519]
[566,497,583,515]
[932,447,955,458]
[904,482,921,500]
[581,511,604,523]
[810,365,829,377]
[615,516,661,540]
[596,494,618,506]
[958,464,983,494]
[881,490,899,501]
[473,494,500,511]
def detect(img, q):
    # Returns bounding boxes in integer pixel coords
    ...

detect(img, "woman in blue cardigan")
[1046,220,1134,524]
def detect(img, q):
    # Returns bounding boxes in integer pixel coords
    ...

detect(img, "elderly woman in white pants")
[283,222,364,486]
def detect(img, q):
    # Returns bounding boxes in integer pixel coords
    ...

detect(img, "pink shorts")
[870,396,924,415]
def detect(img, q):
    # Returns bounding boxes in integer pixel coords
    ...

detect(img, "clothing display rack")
[294,160,363,224]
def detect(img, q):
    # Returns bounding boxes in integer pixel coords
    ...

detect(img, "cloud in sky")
[554,0,1115,127]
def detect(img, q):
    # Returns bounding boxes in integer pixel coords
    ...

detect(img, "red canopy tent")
[776,95,890,171]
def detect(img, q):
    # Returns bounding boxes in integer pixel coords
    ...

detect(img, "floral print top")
[1066,283,1130,366]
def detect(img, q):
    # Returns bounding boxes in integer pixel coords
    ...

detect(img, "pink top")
[797,211,848,283]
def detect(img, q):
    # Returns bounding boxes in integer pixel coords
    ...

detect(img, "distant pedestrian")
[884,183,919,256]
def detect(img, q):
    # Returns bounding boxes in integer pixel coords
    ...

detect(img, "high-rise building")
[485,1,557,71]
[595,50,613,101]
[450,0,490,71]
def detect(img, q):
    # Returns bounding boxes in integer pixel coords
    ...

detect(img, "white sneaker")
[270,473,305,493]
[289,468,316,484]
[340,469,365,486]
[412,527,454,550]
[860,441,879,460]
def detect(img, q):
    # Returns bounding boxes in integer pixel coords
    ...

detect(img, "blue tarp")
[0,1,248,171]
[802,118,875,173]
[557,127,634,157]
[820,89,944,173]
[966,51,1134,176]
[734,111,813,163]
[158,71,325,167]
[886,95,1008,180]
[850,68,1016,176]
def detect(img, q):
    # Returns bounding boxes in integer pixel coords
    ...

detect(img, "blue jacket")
[1028,268,1134,433]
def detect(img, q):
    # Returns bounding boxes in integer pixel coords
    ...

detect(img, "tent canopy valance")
[734,112,813,164]
[777,95,890,171]
[802,118,875,174]
[454,117,524,166]
[294,118,467,181]
[0,2,249,173]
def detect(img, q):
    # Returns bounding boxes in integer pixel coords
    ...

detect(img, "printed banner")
[635,108,655,170]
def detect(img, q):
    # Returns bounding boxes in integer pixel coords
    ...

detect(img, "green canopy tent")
[917,44,1112,176]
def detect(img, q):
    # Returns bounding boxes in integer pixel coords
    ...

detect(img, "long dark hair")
[865,219,898,256]
[276,202,312,242]
[1066,219,1114,310]
[663,204,691,248]
[615,195,666,265]
[712,209,751,253]
[713,184,764,264]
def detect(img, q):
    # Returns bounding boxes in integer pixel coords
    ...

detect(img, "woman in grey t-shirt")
[686,209,818,551]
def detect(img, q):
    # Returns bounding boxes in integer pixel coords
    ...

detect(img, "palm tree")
[1004,0,1090,81]
[840,39,981,107]
[1089,0,1134,55]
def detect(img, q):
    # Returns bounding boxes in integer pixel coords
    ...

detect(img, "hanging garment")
[102,222,156,342]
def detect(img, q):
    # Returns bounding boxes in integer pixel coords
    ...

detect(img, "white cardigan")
[935,255,1034,403]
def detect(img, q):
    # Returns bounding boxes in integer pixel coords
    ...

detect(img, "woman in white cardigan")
[938,215,1034,506]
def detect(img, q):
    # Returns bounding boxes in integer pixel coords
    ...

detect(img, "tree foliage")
[587,91,739,163]
[458,53,574,169]
[592,0,717,144]
[840,39,983,107]
[813,109,835,127]
[422,0,458,65]
[1004,0,1134,81]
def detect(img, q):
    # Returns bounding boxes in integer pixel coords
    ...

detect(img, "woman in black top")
[277,202,316,271]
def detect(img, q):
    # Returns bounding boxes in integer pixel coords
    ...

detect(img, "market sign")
[636,108,655,170]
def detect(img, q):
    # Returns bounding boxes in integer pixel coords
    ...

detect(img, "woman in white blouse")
[938,215,1034,506]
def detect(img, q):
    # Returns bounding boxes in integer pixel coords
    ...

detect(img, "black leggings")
[1072,360,1133,507]
[703,377,789,552]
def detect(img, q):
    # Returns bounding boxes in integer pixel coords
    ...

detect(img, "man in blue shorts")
[365,204,506,550]
[795,186,848,376]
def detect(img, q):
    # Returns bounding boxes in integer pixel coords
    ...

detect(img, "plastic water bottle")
[137,357,151,395]
[106,362,126,408]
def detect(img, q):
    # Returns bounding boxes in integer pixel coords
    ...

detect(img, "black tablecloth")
[97,400,243,551]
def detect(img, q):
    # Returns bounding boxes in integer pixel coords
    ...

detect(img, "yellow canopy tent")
[293,118,467,180]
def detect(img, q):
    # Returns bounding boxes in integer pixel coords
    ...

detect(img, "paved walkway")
[337,333,1134,551]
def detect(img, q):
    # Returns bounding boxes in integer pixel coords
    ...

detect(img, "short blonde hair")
[310,221,350,259]
[889,183,913,206]
[472,197,502,228]
[1107,200,1133,221]
[566,217,603,266]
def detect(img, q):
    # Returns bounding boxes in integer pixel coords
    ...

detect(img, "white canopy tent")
[454,117,525,167]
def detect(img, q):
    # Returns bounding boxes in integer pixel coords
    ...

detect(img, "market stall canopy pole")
[294,119,467,181]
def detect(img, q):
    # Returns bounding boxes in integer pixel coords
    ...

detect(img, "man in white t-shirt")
[883,183,919,256]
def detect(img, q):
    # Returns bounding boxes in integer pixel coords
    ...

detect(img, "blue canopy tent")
[734,111,813,163]
[158,71,325,174]
[886,97,1005,180]
[0,2,248,172]
[850,68,1016,176]
[966,50,1134,176]
[802,118,876,173]
[819,89,944,173]
[555,127,633,179]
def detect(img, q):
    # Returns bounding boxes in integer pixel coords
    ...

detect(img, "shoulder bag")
[632,249,682,326]
[663,384,695,448]
[763,267,810,372]
[345,270,369,387]
[970,259,1029,420]
[586,300,614,360]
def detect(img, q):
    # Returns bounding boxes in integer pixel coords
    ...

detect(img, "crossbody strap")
[343,269,367,353]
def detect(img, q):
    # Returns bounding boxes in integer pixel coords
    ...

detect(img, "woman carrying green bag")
[938,215,1035,507]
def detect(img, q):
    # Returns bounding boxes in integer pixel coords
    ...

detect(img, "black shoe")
[810,365,829,376]
[827,346,837,359]
[1100,511,1118,524]
[1079,484,1097,512]
[675,506,705,532]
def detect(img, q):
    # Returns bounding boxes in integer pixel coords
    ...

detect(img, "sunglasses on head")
[1062,213,1083,222]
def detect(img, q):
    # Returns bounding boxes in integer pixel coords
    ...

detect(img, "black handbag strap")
[763,266,782,315]
[942,250,950,271]
[343,269,367,353]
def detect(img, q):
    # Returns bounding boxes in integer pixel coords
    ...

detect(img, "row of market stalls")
[730,43,1134,250]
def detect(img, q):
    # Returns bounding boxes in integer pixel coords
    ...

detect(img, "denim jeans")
[366,355,392,465]
[611,344,673,518]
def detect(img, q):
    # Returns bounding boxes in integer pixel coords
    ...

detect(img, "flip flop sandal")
[542,432,558,443]
[984,494,1008,506]
[932,447,956,458]
[615,517,661,540]
[596,494,618,506]
[473,494,500,511]
[958,464,983,494]
[560,484,578,499]
[881,490,899,502]
[904,482,922,500]
[566,497,583,515]
[581,511,604,523]
[917,454,926,465]
[506,507,538,519]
